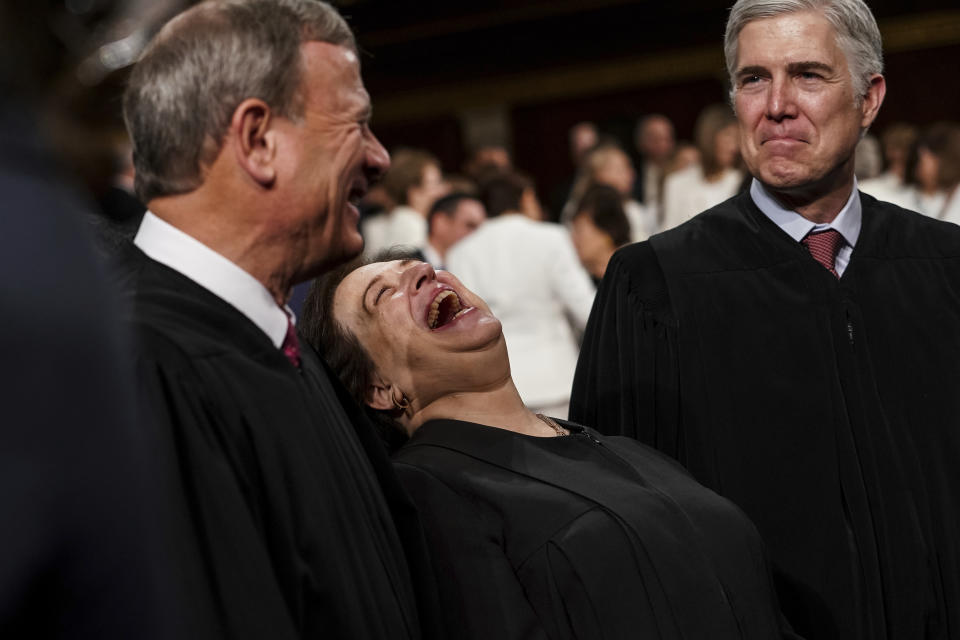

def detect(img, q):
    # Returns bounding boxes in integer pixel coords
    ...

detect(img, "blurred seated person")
[362,148,448,255]
[930,123,960,225]
[412,193,487,269]
[853,133,883,181]
[564,143,656,241]
[570,184,631,283]
[859,122,917,208]
[301,257,800,640]
[902,123,955,218]
[662,103,743,230]
[632,113,676,210]
[900,122,960,222]
[93,128,145,252]
[549,121,599,221]
[447,170,594,418]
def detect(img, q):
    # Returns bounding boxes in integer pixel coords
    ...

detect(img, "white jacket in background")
[446,214,596,410]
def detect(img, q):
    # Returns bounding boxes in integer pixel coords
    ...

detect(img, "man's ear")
[231,98,276,187]
[366,370,397,411]
[860,74,886,130]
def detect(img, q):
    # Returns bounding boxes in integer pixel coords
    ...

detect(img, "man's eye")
[374,286,388,304]
[741,75,761,86]
[799,72,822,80]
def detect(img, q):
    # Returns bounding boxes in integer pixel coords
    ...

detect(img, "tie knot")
[801,229,844,277]
[281,314,301,369]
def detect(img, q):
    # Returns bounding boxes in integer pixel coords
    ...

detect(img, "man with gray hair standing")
[122,1,440,638]
[572,0,960,638]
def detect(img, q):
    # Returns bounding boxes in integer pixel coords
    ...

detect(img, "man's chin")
[755,161,814,191]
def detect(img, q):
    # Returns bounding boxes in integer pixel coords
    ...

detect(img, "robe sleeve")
[134,333,300,640]
[569,242,683,457]
[393,463,550,640]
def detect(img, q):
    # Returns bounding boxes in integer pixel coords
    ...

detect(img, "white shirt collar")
[749,177,862,247]
[134,211,292,348]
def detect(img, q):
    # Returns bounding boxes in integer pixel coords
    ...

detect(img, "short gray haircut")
[123,0,356,203]
[724,0,883,104]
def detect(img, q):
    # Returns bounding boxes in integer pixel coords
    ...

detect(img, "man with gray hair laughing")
[121,1,441,638]
[572,0,960,638]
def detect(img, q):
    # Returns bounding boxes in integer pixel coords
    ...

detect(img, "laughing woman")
[302,258,799,640]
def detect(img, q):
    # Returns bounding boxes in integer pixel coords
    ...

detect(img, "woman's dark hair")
[575,184,632,247]
[904,122,960,190]
[479,169,533,218]
[300,250,411,451]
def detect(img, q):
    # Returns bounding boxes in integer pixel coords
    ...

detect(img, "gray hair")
[123,0,355,203]
[724,0,883,105]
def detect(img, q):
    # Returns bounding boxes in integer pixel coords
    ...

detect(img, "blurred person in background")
[632,113,677,214]
[121,1,443,637]
[661,140,703,183]
[92,127,146,249]
[661,103,743,230]
[902,122,957,218]
[463,143,511,180]
[447,170,594,419]
[929,123,960,224]
[570,184,632,283]
[411,192,487,269]
[549,121,599,219]
[573,0,960,637]
[859,122,917,207]
[0,0,177,636]
[565,142,657,241]
[570,121,600,166]
[364,148,448,255]
[853,133,882,180]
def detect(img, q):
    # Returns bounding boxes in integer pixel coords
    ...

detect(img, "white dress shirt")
[749,178,861,277]
[447,214,596,412]
[134,211,293,348]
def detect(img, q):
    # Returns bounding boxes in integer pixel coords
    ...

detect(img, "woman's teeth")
[428,290,462,329]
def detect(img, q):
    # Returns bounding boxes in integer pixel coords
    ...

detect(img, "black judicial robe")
[395,418,799,640]
[123,248,439,639]
[571,190,960,640]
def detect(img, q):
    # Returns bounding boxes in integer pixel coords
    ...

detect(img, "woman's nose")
[404,261,436,293]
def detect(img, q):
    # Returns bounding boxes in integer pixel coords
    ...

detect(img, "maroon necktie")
[281,314,301,368]
[801,229,844,278]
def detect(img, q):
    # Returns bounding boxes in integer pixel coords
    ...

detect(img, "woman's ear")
[366,371,396,411]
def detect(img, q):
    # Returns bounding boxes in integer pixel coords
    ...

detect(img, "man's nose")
[365,130,390,182]
[766,76,798,121]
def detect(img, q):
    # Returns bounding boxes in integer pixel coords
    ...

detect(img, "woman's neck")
[409,379,558,438]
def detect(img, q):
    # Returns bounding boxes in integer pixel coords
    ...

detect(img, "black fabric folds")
[571,191,960,640]
[123,248,438,639]
[395,418,798,639]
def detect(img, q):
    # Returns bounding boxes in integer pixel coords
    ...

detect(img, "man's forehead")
[738,11,838,56]
[300,41,360,78]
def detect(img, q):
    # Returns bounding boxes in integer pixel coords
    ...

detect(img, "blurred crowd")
[296,109,959,416]
[349,111,960,288]
[82,103,960,419]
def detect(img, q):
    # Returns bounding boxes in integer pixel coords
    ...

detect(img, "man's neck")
[761,167,856,224]
[149,194,293,306]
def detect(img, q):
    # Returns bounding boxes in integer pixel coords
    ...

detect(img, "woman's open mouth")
[427,289,472,330]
